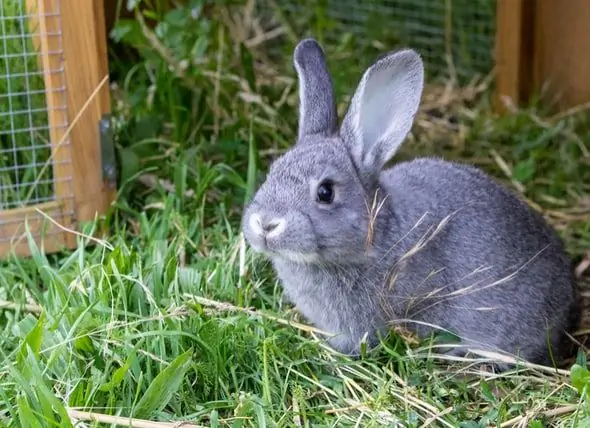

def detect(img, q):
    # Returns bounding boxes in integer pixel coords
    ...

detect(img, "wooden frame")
[0,0,114,257]
[531,0,590,110]
[493,0,532,112]
[494,0,590,112]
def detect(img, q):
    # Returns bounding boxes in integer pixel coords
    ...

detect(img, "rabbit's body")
[242,39,580,369]
[271,154,578,364]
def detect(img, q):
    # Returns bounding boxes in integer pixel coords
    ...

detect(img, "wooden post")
[493,0,535,112]
[61,0,114,234]
[495,0,590,113]
[532,0,590,110]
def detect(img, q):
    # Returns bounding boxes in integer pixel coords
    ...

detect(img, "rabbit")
[241,38,581,370]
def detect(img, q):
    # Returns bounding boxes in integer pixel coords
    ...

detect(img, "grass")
[1,0,590,426]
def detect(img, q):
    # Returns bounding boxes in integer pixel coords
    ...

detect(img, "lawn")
[1,0,590,427]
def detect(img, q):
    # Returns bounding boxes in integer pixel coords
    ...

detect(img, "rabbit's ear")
[293,39,338,141]
[341,49,424,173]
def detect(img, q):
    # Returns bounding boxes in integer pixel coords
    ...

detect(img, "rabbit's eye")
[317,181,334,204]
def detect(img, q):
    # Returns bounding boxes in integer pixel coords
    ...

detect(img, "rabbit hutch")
[1,0,589,259]
[267,0,590,112]
[0,0,115,258]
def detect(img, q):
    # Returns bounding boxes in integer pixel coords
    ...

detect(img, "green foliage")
[133,349,194,419]
[108,0,293,214]
[0,0,589,427]
[571,364,590,398]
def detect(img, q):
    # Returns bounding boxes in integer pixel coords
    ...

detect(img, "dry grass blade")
[67,409,204,428]
[463,349,571,376]
[419,406,454,428]
[138,174,195,198]
[0,299,42,314]
[413,73,492,148]
[34,207,114,250]
[489,149,526,194]
[365,188,388,249]
[183,294,334,337]
[575,250,590,279]
[498,404,578,427]
[549,100,590,122]
[500,96,590,158]
[22,74,109,205]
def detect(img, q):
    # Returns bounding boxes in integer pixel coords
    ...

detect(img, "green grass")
[1,0,590,426]
[0,0,54,209]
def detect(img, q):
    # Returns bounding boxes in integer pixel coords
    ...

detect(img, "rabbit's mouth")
[271,250,320,264]
[248,239,320,264]
[244,230,321,264]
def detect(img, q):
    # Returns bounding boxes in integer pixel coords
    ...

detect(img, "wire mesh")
[0,0,69,214]
[275,0,496,83]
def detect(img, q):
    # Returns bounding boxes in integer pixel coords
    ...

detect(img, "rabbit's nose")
[249,213,286,238]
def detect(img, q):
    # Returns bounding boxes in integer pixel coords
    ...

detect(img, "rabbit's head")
[242,39,424,264]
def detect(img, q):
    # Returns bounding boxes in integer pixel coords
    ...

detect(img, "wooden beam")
[532,0,590,110]
[0,202,69,258]
[493,0,535,112]
[25,0,76,248]
[60,0,115,226]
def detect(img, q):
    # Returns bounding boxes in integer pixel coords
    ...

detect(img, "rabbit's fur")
[242,39,581,369]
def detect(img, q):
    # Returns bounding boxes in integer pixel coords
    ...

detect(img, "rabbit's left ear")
[293,39,338,142]
[340,49,424,173]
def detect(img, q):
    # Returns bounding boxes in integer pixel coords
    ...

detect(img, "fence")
[269,0,590,111]
[0,0,114,258]
[278,0,496,84]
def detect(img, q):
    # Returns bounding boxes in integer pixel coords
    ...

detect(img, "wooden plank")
[532,0,590,110]
[0,202,70,258]
[25,0,76,249]
[493,0,534,112]
[60,0,115,226]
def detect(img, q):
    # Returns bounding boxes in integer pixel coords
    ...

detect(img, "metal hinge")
[99,114,117,189]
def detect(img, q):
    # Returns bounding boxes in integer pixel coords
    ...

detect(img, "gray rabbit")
[242,39,580,369]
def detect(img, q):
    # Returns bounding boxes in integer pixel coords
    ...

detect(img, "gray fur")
[242,38,580,369]
[293,39,338,140]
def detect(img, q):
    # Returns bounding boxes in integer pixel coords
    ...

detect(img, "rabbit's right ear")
[293,39,338,142]
[340,49,424,175]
